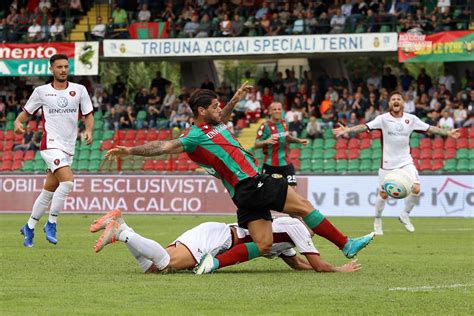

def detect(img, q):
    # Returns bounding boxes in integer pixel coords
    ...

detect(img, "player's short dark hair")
[189,89,218,117]
[389,90,403,99]
[49,54,68,66]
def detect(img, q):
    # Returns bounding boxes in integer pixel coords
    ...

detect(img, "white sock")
[120,222,134,233]
[119,230,170,270]
[375,195,386,218]
[48,181,74,224]
[27,190,54,229]
[126,244,154,272]
[403,192,420,215]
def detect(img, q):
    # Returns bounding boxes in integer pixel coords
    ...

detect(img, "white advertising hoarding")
[306,175,473,217]
[104,33,398,58]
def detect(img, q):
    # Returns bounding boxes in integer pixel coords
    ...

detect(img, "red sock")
[312,218,348,249]
[216,242,260,268]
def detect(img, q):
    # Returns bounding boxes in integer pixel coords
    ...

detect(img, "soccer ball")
[382,169,414,199]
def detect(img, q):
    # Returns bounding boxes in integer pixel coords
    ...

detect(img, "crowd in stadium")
[1,65,473,153]
[0,0,471,42]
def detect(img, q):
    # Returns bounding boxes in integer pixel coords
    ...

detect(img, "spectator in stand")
[27,19,42,42]
[231,14,244,36]
[317,12,331,34]
[183,13,200,37]
[325,86,339,104]
[134,87,149,112]
[367,70,382,91]
[170,94,192,129]
[341,0,353,17]
[161,2,176,21]
[285,106,301,123]
[292,12,305,34]
[150,71,171,100]
[260,87,273,115]
[330,8,346,34]
[255,1,269,20]
[382,67,397,93]
[42,17,53,41]
[319,94,332,117]
[220,14,232,36]
[145,104,160,128]
[417,68,432,92]
[49,17,64,41]
[112,76,126,103]
[306,116,321,140]
[351,92,368,119]
[346,112,360,137]
[257,71,273,91]
[365,104,380,122]
[438,110,454,130]
[119,105,135,129]
[92,90,104,112]
[6,6,18,26]
[244,93,261,123]
[201,75,215,91]
[112,5,128,28]
[13,124,35,151]
[70,0,83,22]
[138,4,151,22]
[453,102,467,128]
[304,10,318,34]
[273,72,285,104]
[105,107,120,130]
[196,14,211,38]
[147,87,160,107]
[403,94,415,114]
[89,16,106,41]
[161,85,176,119]
[289,114,303,137]
[400,68,414,92]
[439,69,455,93]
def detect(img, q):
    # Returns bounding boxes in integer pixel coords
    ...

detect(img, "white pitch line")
[389,284,474,292]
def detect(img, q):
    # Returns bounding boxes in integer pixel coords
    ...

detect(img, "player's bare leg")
[374,191,388,236]
[20,171,58,247]
[399,184,419,233]
[283,186,374,259]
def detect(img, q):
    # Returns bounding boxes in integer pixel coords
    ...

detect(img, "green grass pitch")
[1,214,473,315]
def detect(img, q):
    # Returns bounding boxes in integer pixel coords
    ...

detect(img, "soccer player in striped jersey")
[14,54,94,247]
[105,83,374,274]
[91,209,361,274]
[333,91,460,235]
[255,102,308,186]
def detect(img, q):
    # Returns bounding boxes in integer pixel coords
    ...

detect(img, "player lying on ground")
[105,83,373,275]
[333,90,460,235]
[91,209,361,274]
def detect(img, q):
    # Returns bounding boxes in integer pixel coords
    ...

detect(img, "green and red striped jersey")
[178,123,258,197]
[256,119,290,167]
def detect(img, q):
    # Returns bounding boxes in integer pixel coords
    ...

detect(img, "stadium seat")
[123,140,135,147]
[456,138,468,149]
[469,149,474,160]
[300,149,311,160]
[347,149,360,160]
[433,138,444,149]
[444,148,456,159]
[136,139,146,146]
[359,149,372,160]
[124,130,137,140]
[347,138,360,149]
[14,133,23,142]
[78,150,91,160]
[409,137,420,148]
[33,161,47,172]
[432,149,444,160]
[78,160,90,171]
[24,150,35,160]
[93,111,103,120]
[312,148,324,159]
[335,139,348,149]
[372,149,382,159]
[5,131,15,141]
[467,127,474,138]
[177,160,190,172]
[420,149,432,160]
[311,159,324,172]
[323,149,336,159]
[359,159,371,172]
[0,160,12,171]
[469,139,474,149]
[103,130,115,140]
[93,130,103,141]
[371,140,381,150]
[3,141,14,151]
[22,160,34,172]
[411,148,420,159]
[323,159,336,173]
[158,129,171,140]
[431,159,444,171]
[137,130,147,141]
[336,160,348,173]
[94,120,104,131]
[335,150,347,160]
[311,138,324,149]
[456,159,469,172]
[89,150,101,161]
[347,159,360,173]
[371,160,380,172]
[370,130,381,139]
[89,160,101,172]
[2,151,13,161]
[0,142,3,151]
[289,148,301,160]
[13,151,24,160]
[143,160,155,171]
[324,138,336,149]
[418,159,432,171]
[419,138,432,150]
[360,138,371,149]
[0,131,3,141]
[323,129,333,139]
[445,138,456,149]
[357,131,370,139]
[100,139,114,151]
[12,160,22,170]
[189,162,199,171]
[458,127,468,138]
[456,149,468,159]
[154,160,167,171]
[442,159,456,172]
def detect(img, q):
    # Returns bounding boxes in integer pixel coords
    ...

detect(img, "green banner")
[0,59,75,76]
[398,31,474,63]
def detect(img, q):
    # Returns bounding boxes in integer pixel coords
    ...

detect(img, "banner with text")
[398,31,474,63]
[104,33,398,58]
[0,175,471,217]
[0,42,99,76]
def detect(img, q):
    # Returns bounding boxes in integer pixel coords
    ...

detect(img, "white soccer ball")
[382,169,414,199]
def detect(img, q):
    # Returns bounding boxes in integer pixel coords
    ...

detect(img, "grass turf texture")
[1,215,473,315]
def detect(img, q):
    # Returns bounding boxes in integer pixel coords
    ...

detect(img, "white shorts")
[40,149,74,173]
[171,222,233,264]
[378,164,420,192]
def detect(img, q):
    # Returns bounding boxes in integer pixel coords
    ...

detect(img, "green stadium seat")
[88,160,101,172]
[372,140,381,150]
[78,149,91,160]
[33,161,47,172]
[71,160,79,170]
[456,149,468,159]
[299,160,312,172]
[311,138,324,149]
[93,130,103,141]
[336,160,348,173]
[103,130,115,140]
[312,148,324,159]
[469,150,474,160]
[323,149,336,159]
[442,159,456,172]
[289,143,300,149]
[137,110,147,121]
[371,160,380,172]
[359,149,372,160]
[347,160,360,173]
[78,160,90,171]
[93,111,103,120]
[359,159,371,172]
[380,25,391,32]
[456,159,469,172]
[300,149,312,160]
[311,159,324,172]
[5,121,14,130]
[410,138,420,148]
[372,149,382,159]
[89,150,101,161]
[121,159,134,171]
[323,129,333,139]
[22,160,34,172]
[323,160,336,173]
[91,141,101,151]
[6,112,16,121]
[94,120,104,131]
[324,139,336,149]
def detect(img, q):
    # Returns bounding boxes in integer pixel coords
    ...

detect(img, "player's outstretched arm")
[333,123,368,138]
[83,113,94,145]
[221,81,252,124]
[427,126,460,138]
[14,111,31,134]
[254,134,278,149]
[280,255,313,270]
[288,135,309,145]
[105,139,184,160]
[305,254,361,273]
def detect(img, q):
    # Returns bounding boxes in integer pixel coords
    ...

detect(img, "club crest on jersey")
[257,130,263,136]
[69,91,76,97]
[405,119,410,124]
[54,159,60,166]
[57,97,68,108]
[271,173,283,179]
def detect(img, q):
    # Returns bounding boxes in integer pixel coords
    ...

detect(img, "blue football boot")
[44,221,57,244]
[20,224,34,247]
[342,232,375,259]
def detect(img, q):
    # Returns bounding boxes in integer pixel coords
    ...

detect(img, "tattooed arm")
[427,126,460,138]
[105,139,184,160]
[221,81,253,124]
[333,123,369,138]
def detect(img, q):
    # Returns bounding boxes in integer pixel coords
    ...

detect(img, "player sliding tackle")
[105,83,374,274]
[91,209,361,274]
[333,91,460,235]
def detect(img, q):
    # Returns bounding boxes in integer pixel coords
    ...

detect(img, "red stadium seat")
[189,162,199,171]
[123,140,135,147]
[124,130,136,140]
[0,142,3,151]
[419,138,432,150]
[176,161,189,171]
[0,160,12,171]
[0,131,3,141]
[420,149,432,160]
[135,139,146,146]
[154,160,166,171]
[14,134,23,142]
[28,120,38,131]
[147,129,158,141]
[444,148,456,159]
[113,130,125,141]
[360,138,371,149]
[136,130,147,141]
[335,150,347,160]
[289,148,300,159]
[5,131,15,141]
[24,150,35,160]
[158,129,171,140]
[469,139,474,149]
[370,130,381,139]
[410,148,420,159]
[468,127,474,138]
[142,160,155,171]
[3,141,14,151]
[11,160,22,170]
[347,138,360,149]
[418,159,432,171]
[13,151,24,160]
[358,131,370,139]
[100,140,114,151]
[432,138,444,149]
[347,149,360,160]
[456,138,468,149]
[432,159,443,170]
[2,151,13,161]
[432,149,444,160]
[335,139,348,149]
[459,127,468,138]
[444,138,456,149]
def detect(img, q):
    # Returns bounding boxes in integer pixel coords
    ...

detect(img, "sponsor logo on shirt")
[45,94,57,96]
[205,124,227,139]
[48,108,78,114]
[57,97,68,108]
